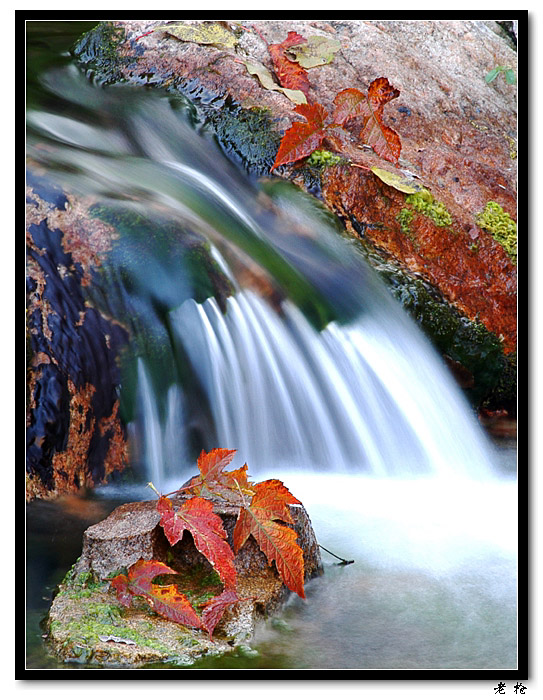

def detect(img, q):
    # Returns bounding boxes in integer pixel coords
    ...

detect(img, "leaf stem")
[146,481,161,497]
[318,543,354,566]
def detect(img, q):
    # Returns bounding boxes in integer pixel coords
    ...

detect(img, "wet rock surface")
[47,494,322,667]
[72,19,517,412]
[26,169,130,501]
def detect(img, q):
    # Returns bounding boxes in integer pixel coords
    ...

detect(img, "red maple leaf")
[268,31,310,97]
[157,495,237,591]
[272,102,329,170]
[110,559,203,629]
[233,479,305,598]
[332,78,402,163]
[200,588,240,638]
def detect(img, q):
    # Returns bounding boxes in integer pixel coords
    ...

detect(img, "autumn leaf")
[111,559,202,629]
[186,448,254,504]
[197,447,237,484]
[333,78,402,163]
[200,588,240,638]
[233,480,305,598]
[157,495,237,591]
[268,31,310,97]
[155,21,238,49]
[285,35,341,68]
[244,60,307,104]
[371,166,424,194]
[272,102,329,170]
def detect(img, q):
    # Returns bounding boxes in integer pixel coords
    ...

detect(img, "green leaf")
[485,67,500,83]
[156,21,238,49]
[285,35,341,69]
[371,167,425,194]
[243,60,307,104]
[505,69,516,85]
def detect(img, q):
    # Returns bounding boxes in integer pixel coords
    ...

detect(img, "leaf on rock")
[333,78,402,163]
[272,102,329,170]
[371,166,424,194]
[285,35,341,68]
[111,559,202,629]
[157,496,237,590]
[269,31,310,97]
[233,480,305,598]
[244,60,307,104]
[187,448,254,504]
[156,21,238,49]
[485,67,500,84]
[200,588,240,638]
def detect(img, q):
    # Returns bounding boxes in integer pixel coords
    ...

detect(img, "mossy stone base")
[46,582,243,666]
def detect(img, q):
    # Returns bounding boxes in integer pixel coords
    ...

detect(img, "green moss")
[476,201,517,264]
[405,189,453,227]
[59,603,174,655]
[396,208,415,240]
[58,568,109,600]
[306,149,344,168]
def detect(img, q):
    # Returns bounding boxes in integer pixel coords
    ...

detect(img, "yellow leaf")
[244,60,307,105]
[370,166,425,194]
[156,21,238,49]
[286,36,341,69]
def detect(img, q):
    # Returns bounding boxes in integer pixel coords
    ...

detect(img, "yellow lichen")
[476,201,517,264]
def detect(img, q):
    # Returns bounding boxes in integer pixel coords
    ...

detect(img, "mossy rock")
[46,573,238,667]
[476,201,517,264]
[354,240,514,411]
[71,22,139,85]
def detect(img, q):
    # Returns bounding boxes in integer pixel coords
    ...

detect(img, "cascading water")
[26,28,517,670]
[170,288,495,480]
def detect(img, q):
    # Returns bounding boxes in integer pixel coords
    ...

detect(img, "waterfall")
[165,289,494,485]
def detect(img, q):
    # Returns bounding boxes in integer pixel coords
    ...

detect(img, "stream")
[26,21,518,671]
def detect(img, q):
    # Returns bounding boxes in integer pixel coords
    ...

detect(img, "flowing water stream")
[26,23,517,670]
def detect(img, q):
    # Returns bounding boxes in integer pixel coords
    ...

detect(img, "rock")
[46,493,323,666]
[26,168,130,501]
[71,19,517,411]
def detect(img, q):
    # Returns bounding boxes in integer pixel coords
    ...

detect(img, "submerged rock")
[46,494,322,667]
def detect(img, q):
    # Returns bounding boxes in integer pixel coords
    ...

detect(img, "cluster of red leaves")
[261,31,402,170]
[272,78,402,170]
[111,448,305,638]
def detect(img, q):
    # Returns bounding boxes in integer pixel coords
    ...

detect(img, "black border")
[19,9,528,684]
